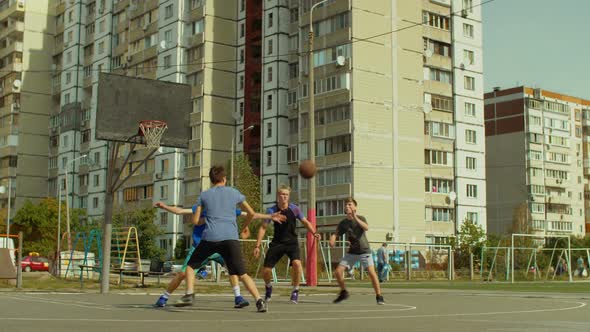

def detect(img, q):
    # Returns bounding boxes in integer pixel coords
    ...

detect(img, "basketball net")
[139,120,168,148]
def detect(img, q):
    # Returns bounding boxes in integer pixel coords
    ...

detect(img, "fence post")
[17,232,22,289]
[406,244,411,281]
[470,251,474,281]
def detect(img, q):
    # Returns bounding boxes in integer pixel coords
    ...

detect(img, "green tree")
[174,236,186,260]
[11,198,86,257]
[451,219,486,269]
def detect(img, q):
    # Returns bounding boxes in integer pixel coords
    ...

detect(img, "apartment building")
[0,0,53,219]
[485,87,589,236]
[259,0,486,244]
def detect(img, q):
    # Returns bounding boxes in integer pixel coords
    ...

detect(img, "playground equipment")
[111,227,142,272]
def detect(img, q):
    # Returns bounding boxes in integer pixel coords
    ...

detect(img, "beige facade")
[0,0,53,218]
[485,87,589,236]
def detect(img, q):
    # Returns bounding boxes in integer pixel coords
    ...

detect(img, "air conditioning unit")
[155,173,163,179]
[17,0,25,9]
[461,9,468,18]
[126,55,132,62]
[11,103,20,111]
[459,63,465,70]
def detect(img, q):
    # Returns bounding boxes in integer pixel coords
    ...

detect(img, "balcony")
[191,84,203,98]
[114,0,130,13]
[0,20,24,40]
[0,41,23,59]
[184,33,204,49]
[185,60,205,75]
[424,54,452,70]
[0,0,25,22]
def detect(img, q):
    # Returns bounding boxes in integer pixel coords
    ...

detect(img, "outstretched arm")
[300,217,320,239]
[154,202,192,215]
[329,233,337,248]
[253,222,268,258]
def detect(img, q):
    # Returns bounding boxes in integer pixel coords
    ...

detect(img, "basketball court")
[0,288,588,331]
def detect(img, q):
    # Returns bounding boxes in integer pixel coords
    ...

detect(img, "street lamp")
[305,0,328,288]
[63,154,87,251]
[231,124,255,186]
[0,178,13,244]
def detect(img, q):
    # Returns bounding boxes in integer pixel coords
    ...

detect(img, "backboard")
[96,73,192,148]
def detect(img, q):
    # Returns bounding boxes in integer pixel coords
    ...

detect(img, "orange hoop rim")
[139,120,167,129]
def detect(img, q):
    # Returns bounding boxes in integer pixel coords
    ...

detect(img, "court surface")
[0,288,588,332]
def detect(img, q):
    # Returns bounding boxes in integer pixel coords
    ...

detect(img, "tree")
[451,219,486,269]
[231,153,273,237]
[174,236,186,260]
[10,198,86,258]
[512,202,532,234]
[111,207,165,261]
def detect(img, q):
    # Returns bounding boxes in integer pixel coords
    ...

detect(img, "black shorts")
[186,240,246,276]
[263,242,300,268]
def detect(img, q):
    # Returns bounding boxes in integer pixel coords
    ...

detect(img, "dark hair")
[209,165,226,184]
[344,197,357,206]
[382,243,387,247]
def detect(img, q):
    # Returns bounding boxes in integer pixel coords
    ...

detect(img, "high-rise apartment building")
[3,0,486,258]
[485,86,589,236]
[0,0,54,219]
[260,0,486,244]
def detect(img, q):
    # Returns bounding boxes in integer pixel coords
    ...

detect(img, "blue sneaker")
[290,290,299,304]
[264,285,273,301]
[234,296,250,308]
[154,295,168,308]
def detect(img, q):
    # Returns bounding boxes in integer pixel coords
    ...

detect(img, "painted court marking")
[0,293,586,324]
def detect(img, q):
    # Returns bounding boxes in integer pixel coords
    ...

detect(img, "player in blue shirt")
[153,202,284,308]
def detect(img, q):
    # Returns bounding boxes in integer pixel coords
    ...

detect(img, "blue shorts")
[181,247,225,273]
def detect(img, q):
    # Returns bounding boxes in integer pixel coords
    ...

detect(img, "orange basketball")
[299,160,317,179]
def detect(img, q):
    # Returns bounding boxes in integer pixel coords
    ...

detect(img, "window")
[423,38,451,57]
[428,68,452,84]
[289,63,298,79]
[94,151,101,164]
[290,8,298,23]
[98,41,105,54]
[239,75,244,91]
[287,146,298,163]
[466,184,477,198]
[239,49,245,64]
[94,174,100,187]
[466,212,478,224]
[315,135,351,156]
[164,4,173,19]
[465,129,477,144]
[424,121,454,138]
[424,150,452,166]
[239,102,244,117]
[463,49,474,65]
[66,72,72,84]
[531,203,544,213]
[465,102,476,117]
[425,178,453,194]
[267,39,273,55]
[463,0,474,12]
[266,179,272,195]
[267,12,273,28]
[164,29,173,46]
[316,167,351,187]
[160,212,168,226]
[160,185,169,199]
[466,157,476,170]
[428,208,454,222]
[240,0,245,12]
[163,55,171,69]
[311,12,350,37]
[464,76,475,90]
[266,122,272,138]
[161,159,169,173]
[267,67,273,82]
[266,94,272,110]
[160,239,168,250]
[422,11,450,30]
[93,197,99,209]
[240,23,245,38]
[266,150,272,166]
[431,95,453,111]
[463,23,474,38]
[316,200,345,217]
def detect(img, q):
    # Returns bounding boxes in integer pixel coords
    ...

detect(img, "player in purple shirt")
[253,185,319,304]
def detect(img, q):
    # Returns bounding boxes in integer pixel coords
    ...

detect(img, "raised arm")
[352,212,369,231]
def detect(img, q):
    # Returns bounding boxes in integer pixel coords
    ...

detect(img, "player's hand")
[154,201,164,208]
[329,239,335,248]
[253,246,260,258]
[241,227,250,239]
[270,212,286,223]
[312,232,320,240]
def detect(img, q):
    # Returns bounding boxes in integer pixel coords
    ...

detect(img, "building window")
[266,122,272,138]
[424,150,452,166]
[465,129,477,144]
[94,151,101,164]
[94,174,100,187]
[466,184,477,198]
[428,208,454,222]
[160,212,168,226]
[267,67,273,82]
[429,68,452,84]
[240,0,245,12]
[466,157,476,170]
[466,212,478,224]
[164,55,171,69]
[267,39,273,55]
[164,29,173,45]
[422,11,450,30]
[266,178,272,194]
[463,23,474,38]
[240,23,245,38]
[463,49,474,65]
[464,76,475,91]
[165,4,173,19]
[93,197,99,208]
[267,12,273,28]
[239,102,244,117]
[239,49,245,64]
[287,146,298,163]
[238,129,243,143]
[266,94,272,110]
[425,178,453,194]
[465,102,476,117]
[290,8,298,23]
[239,75,244,91]
[160,185,168,199]
[266,150,272,166]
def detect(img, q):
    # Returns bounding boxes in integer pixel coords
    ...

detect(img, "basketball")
[299,160,317,179]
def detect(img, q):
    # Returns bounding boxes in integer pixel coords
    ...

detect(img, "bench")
[78,265,165,288]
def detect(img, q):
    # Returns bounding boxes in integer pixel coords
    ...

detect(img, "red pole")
[306,208,317,286]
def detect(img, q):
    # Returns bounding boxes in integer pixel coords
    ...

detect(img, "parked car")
[21,255,49,272]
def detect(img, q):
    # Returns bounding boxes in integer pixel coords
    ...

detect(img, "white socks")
[162,291,171,299]
[233,285,241,297]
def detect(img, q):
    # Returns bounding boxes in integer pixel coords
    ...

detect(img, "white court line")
[167,303,417,314]
[3,295,116,311]
[0,301,585,323]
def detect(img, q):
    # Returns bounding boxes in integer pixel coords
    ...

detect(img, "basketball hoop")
[139,120,168,148]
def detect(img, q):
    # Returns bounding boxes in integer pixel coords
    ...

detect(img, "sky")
[483,0,590,99]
